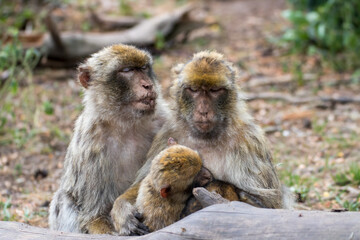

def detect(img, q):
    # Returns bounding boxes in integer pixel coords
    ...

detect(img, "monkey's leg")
[111,183,149,236]
[86,216,113,234]
[237,190,267,208]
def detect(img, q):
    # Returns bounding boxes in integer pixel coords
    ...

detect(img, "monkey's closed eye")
[141,65,148,70]
[121,67,133,72]
[210,88,223,93]
[187,87,198,93]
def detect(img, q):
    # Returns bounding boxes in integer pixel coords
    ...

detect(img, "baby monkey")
[133,137,205,232]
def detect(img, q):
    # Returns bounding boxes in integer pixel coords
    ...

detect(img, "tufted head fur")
[171,51,237,89]
[149,144,202,199]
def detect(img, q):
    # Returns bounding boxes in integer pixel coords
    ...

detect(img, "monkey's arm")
[231,142,284,209]
[111,183,149,235]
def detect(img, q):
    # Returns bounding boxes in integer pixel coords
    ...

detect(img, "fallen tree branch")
[192,187,229,207]
[244,74,316,88]
[89,9,141,30]
[245,92,360,105]
[1,200,360,240]
[45,8,67,58]
[42,5,192,61]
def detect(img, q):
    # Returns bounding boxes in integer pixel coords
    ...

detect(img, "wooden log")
[192,187,229,207]
[89,10,141,30]
[1,201,359,240]
[42,5,191,61]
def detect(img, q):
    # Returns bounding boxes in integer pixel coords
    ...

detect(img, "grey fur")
[49,44,169,233]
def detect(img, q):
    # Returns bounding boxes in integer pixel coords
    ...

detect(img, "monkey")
[111,50,293,234]
[48,44,169,234]
[133,137,205,232]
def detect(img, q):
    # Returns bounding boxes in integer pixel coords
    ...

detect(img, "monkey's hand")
[86,217,113,234]
[111,199,149,236]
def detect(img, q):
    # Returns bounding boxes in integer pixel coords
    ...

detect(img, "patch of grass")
[81,22,91,32]
[291,62,305,86]
[333,173,351,186]
[312,119,327,135]
[155,32,166,50]
[280,170,314,203]
[118,0,133,16]
[23,207,33,221]
[324,135,355,150]
[349,163,360,185]
[176,0,188,6]
[14,163,22,176]
[34,209,48,218]
[138,12,152,19]
[43,101,54,115]
[190,37,210,49]
[0,198,14,221]
[335,196,360,211]
[333,163,360,186]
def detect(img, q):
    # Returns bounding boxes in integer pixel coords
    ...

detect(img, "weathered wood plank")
[1,202,359,240]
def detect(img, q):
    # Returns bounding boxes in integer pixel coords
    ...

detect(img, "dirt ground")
[1,0,359,228]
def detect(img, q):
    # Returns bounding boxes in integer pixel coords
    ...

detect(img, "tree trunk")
[1,201,359,240]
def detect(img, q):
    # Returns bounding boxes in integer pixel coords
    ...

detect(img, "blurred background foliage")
[281,0,360,73]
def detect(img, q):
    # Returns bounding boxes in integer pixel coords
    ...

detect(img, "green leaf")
[306,12,319,23]
[43,101,54,115]
[317,24,326,39]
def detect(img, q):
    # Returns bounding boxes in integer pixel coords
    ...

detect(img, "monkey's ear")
[167,137,177,146]
[78,66,91,89]
[160,184,171,198]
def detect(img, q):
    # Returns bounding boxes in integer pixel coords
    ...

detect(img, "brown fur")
[112,50,293,235]
[48,44,168,234]
[135,144,202,232]
[136,51,292,209]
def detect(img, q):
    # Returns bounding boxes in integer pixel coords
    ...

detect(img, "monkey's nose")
[199,111,208,116]
[142,83,153,90]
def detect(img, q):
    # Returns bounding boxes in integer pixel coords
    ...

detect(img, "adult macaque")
[111,51,292,235]
[48,44,168,234]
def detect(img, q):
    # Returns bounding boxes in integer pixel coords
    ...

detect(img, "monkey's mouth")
[194,121,213,132]
[134,96,156,110]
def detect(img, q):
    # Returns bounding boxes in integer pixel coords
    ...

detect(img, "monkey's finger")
[130,226,149,236]
[137,222,150,233]
[134,212,144,221]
